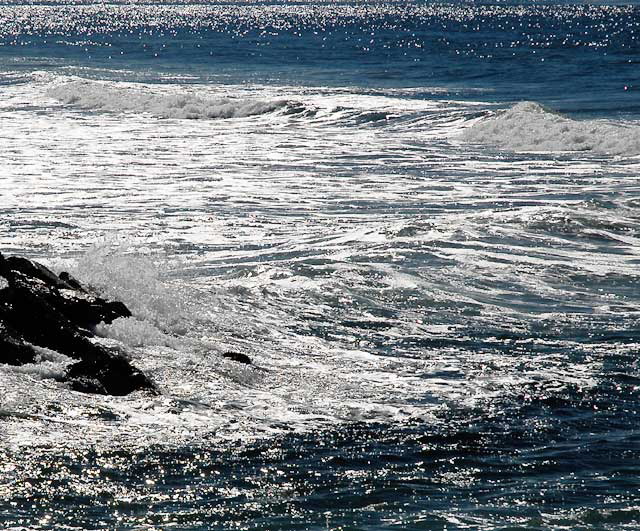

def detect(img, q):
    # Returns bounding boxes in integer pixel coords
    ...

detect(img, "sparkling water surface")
[1,1,640,529]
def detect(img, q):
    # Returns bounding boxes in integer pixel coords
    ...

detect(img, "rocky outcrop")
[0,253,156,396]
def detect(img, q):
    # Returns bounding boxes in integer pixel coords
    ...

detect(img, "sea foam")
[70,243,189,335]
[47,79,299,119]
[463,102,640,156]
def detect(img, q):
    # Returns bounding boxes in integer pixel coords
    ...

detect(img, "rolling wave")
[47,79,306,119]
[463,101,640,156]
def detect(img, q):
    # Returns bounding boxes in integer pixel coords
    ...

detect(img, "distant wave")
[463,102,640,156]
[47,79,304,119]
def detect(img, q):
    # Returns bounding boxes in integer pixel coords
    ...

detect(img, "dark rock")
[58,271,85,292]
[1,274,103,355]
[1,254,72,290]
[67,376,108,395]
[0,322,37,366]
[0,252,155,396]
[222,351,252,365]
[50,290,132,333]
[66,355,154,396]
[0,255,131,333]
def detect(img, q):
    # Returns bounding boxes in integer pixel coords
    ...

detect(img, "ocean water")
[1,0,640,529]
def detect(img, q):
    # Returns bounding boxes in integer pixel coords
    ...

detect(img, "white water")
[1,76,639,450]
[463,101,640,156]
[47,79,298,119]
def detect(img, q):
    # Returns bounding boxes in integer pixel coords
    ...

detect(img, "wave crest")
[463,101,640,156]
[47,79,301,119]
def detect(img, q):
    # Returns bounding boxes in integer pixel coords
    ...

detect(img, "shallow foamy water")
[1,73,638,444]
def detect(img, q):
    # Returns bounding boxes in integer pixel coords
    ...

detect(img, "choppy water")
[1,1,640,529]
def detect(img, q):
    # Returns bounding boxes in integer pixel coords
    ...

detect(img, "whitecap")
[47,79,301,120]
[462,101,640,156]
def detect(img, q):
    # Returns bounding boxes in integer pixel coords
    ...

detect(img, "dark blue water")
[2,3,639,111]
[4,377,640,529]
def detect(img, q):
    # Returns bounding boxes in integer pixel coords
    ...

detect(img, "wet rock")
[222,351,252,365]
[66,355,153,396]
[0,254,131,333]
[58,271,86,292]
[2,255,72,290]
[0,322,37,366]
[0,252,155,396]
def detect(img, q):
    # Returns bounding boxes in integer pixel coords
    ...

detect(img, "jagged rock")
[0,252,155,396]
[2,255,73,290]
[0,254,131,333]
[222,351,252,365]
[58,271,85,292]
[0,322,37,365]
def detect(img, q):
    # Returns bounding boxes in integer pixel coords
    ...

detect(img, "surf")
[462,101,640,156]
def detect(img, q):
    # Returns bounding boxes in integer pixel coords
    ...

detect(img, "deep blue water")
[2,2,639,110]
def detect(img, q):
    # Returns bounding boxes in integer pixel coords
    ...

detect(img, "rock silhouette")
[222,351,252,365]
[0,253,156,396]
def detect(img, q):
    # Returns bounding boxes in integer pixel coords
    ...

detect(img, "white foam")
[0,276,8,290]
[2,77,636,450]
[96,317,176,349]
[47,79,296,119]
[70,242,189,335]
[462,101,640,156]
[7,346,73,380]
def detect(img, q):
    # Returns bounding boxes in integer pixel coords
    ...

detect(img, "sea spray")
[71,242,190,334]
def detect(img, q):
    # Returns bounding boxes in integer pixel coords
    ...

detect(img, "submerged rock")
[0,252,155,396]
[66,355,153,396]
[222,351,252,365]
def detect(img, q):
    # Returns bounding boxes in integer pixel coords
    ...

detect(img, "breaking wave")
[463,101,640,156]
[47,79,303,119]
